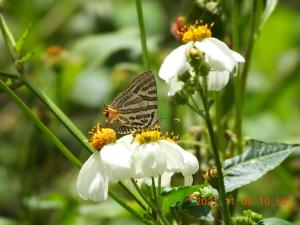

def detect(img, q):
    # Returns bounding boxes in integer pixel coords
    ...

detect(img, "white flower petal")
[160,172,173,187]
[175,147,199,177]
[159,44,189,82]
[77,152,108,201]
[167,75,184,96]
[195,37,237,72]
[100,142,135,182]
[172,146,199,186]
[159,140,185,171]
[134,142,167,177]
[117,134,135,145]
[207,71,230,91]
[184,175,193,186]
[230,50,245,63]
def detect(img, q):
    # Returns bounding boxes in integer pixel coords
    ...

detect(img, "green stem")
[240,0,258,99]
[131,179,158,213]
[0,79,82,169]
[135,0,150,70]
[22,77,94,153]
[131,179,166,225]
[151,177,159,207]
[214,92,225,158]
[231,0,239,50]
[0,13,16,48]
[232,0,243,155]
[0,14,93,153]
[151,178,170,225]
[108,190,153,225]
[118,181,147,210]
[204,111,231,225]
[186,101,203,115]
[197,85,231,225]
[157,175,162,207]
[0,71,20,79]
[233,73,242,155]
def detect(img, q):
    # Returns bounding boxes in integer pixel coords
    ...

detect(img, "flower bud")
[203,165,219,189]
[186,46,203,60]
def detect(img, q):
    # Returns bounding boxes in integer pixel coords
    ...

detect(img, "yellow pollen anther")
[89,124,116,150]
[178,22,213,43]
[134,125,177,144]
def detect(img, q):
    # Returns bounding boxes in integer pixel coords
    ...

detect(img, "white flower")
[77,126,137,202]
[129,130,199,186]
[159,37,245,95]
[77,152,109,201]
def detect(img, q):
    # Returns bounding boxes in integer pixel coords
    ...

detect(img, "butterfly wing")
[110,71,158,133]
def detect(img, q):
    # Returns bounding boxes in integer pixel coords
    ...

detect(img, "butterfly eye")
[103,108,109,117]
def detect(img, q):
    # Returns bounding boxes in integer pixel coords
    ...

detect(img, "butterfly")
[103,71,158,134]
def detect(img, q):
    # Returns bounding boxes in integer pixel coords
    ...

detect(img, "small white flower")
[77,126,136,201]
[131,129,199,186]
[159,37,245,95]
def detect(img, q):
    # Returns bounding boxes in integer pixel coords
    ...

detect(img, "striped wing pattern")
[109,71,158,134]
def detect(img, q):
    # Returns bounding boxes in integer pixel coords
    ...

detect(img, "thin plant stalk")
[0,14,93,154]
[118,181,147,210]
[232,0,243,155]
[0,71,20,79]
[108,190,153,225]
[197,82,231,225]
[131,179,169,225]
[214,91,225,158]
[135,0,150,70]
[151,178,170,225]
[130,179,158,214]
[151,177,159,207]
[241,0,258,96]
[157,175,162,207]
[0,79,82,169]
[22,77,94,153]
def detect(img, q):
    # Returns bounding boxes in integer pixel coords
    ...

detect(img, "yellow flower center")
[178,22,212,43]
[89,124,116,150]
[134,125,177,144]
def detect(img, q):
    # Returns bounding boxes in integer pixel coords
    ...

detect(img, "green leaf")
[262,217,294,225]
[161,185,201,213]
[15,23,32,53]
[223,140,299,192]
[71,28,158,69]
[259,0,278,33]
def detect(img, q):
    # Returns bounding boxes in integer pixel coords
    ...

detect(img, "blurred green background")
[0,0,299,224]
